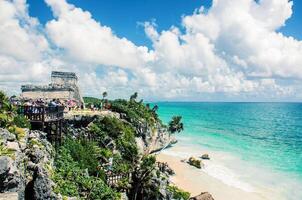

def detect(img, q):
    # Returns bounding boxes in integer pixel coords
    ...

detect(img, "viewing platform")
[18,105,65,146]
[19,105,64,123]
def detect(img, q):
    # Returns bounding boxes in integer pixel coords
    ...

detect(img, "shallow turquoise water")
[154,102,302,182]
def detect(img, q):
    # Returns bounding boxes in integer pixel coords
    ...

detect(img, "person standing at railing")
[32,101,39,114]
[49,99,57,107]
[48,99,58,113]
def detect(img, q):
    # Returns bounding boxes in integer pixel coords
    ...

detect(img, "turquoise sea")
[154,102,302,199]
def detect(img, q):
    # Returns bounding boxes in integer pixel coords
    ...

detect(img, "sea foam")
[201,160,254,192]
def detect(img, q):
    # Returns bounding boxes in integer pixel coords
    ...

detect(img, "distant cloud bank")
[0,0,301,101]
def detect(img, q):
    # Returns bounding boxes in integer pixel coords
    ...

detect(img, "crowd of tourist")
[9,96,85,113]
[9,96,110,114]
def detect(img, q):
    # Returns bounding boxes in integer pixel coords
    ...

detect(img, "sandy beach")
[156,146,279,200]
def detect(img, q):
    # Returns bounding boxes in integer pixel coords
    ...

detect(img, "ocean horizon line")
[147,101,302,103]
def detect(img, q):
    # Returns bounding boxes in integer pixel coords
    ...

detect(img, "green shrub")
[0,91,30,131]
[129,155,163,200]
[93,116,127,139]
[60,138,102,175]
[110,99,161,128]
[13,115,31,129]
[89,116,139,163]
[111,154,132,174]
[53,141,120,199]
[83,97,102,108]
[167,185,190,200]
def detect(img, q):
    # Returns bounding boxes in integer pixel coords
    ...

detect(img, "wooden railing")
[18,105,64,122]
[101,161,168,191]
[106,173,131,187]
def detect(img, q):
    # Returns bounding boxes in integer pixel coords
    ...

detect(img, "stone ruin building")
[21,71,84,105]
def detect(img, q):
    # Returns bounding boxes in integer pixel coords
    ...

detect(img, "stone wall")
[51,71,77,86]
[21,71,84,105]
[21,90,74,101]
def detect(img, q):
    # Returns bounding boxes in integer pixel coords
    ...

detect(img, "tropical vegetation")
[0,91,188,199]
[0,91,30,140]
[168,116,184,134]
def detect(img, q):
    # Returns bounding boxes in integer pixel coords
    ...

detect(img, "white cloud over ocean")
[0,0,301,101]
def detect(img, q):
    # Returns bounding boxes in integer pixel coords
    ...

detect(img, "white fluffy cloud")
[0,0,301,101]
[0,0,52,94]
[183,0,302,79]
[45,0,154,69]
[0,0,48,61]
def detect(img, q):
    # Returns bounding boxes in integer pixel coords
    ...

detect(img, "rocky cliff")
[64,113,174,155]
[0,128,59,200]
[134,120,175,154]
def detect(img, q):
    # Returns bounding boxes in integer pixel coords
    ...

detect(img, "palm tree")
[168,116,184,134]
[130,92,138,101]
[101,92,108,109]
[129,156,158,200]
[102,91,108,100]
[151,105,158,112]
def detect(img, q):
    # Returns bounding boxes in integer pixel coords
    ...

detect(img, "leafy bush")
[0,91,30,135]
[167,185,190,200]
[110,99,161,128]
[53,140,120,199]
[59,138,102,175]
[129,155,165,200]
[13,115,31,129]
[83,97,103,108]
[89,116,139,163]
[92,116,129,139]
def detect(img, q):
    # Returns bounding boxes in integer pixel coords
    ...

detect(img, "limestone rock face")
[0,192,18,200]
[6,142,19,152]
[0,156,10,176]
[135,121,174,154]
[0,128,15,144]
[190,192,214,200]
[0,128,60,200]
[33,166,58,200]
[65,113,173,154]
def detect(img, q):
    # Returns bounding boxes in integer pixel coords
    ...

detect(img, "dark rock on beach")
[190,192,214,200]
[201,154,210,160]
[187,157,204,169]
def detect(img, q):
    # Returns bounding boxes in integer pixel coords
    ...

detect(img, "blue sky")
[1,0,302,101]
[27,0,302,47]
[27,0,211,48]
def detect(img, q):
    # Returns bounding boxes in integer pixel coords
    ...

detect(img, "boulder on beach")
[190,192,214,200]
[201,154,210,160]
[187,157,203,169]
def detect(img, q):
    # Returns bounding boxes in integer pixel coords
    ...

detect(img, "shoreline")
[156,145,279,200]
